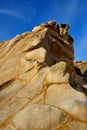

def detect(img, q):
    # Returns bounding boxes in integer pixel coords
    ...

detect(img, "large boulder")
[0,21,87,130]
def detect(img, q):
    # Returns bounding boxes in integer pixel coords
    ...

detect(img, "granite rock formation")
[74,61,87,88]
[0,21,87,130]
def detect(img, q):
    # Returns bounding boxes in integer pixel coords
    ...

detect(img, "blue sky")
[0,0,87,61]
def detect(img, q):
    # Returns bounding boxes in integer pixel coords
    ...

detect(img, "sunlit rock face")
[0,21,87,130]
[74,61,87,87]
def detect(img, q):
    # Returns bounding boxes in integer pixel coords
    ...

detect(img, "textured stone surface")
[74,61,87,84]
[0,21,87,130]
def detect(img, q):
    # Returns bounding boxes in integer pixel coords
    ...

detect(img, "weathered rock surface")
[74,61,87,82]
[0,21,87,130]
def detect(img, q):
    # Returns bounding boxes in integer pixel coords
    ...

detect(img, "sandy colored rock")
[0,21,87,130]
[74,61,87,84]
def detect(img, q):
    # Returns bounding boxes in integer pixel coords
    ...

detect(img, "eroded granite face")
[0,21,87,130]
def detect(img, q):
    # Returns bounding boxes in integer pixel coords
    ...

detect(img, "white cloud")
[0,9,25,19]
[42,0,80,25]
[0,0,35,22]
[63,0,79,23]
